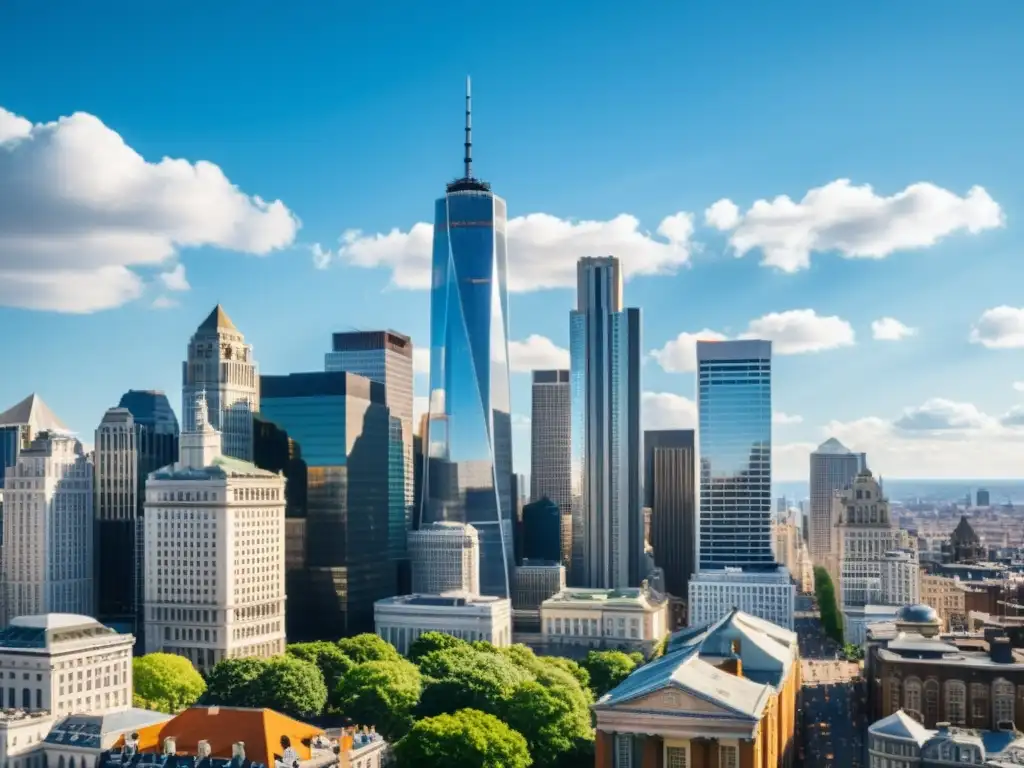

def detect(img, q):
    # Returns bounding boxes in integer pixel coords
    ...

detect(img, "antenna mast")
[464,76,473,179]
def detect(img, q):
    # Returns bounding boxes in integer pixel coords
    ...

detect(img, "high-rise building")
[143,391,286,671]
[408,521,480,595]
[530,369,571,565]
[3,431,94,617]
[570,256,643,589]
[976,488,991,507]
[688,340,794,629]
[182,305,258,462]
[260,371,394,639]
[325,330,414,566]
[521,497,562,564]
[644,429,696,600]
[809,437,866,566]
[94,391,178,642]
[0,394,68,472]
[422,79,514,599]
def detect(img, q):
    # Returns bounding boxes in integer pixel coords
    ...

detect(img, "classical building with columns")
[593,608,800,768]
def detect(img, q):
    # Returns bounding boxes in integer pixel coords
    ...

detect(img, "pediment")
[614,686,738,716]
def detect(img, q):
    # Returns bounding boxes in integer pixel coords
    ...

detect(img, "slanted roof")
[870,710,933,743]
[952,515,981,545]
[0,393,68,431]
[120,707,324,766]
[815,437,853,454]
[46,709,171,748]
[198,305,237,333]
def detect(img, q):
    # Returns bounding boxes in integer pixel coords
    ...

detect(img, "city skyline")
[2,3,1024,480]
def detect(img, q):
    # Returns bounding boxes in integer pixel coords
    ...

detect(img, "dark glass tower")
[422,78,514,599]
[644,429,695,598]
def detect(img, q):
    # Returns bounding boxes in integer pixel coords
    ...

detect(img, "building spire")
[464,75,472,179]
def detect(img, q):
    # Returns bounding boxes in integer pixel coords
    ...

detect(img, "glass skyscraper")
[422,79,514,599]
[696,339,774,571]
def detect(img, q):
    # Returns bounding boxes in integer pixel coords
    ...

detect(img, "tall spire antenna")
[464,75,473,179]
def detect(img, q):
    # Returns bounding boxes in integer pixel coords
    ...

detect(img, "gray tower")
[530,369,571,566]
[809,438,866,564]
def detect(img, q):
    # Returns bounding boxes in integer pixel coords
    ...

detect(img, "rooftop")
[46,709,172,748]
[150,455,280,482]
[378,592,505,608]
[869,710,933,743]
[0,614,124,651]
[814,437,855,455]
[0,393,68,432]
[543,587,663,608]
[196,305,237,333]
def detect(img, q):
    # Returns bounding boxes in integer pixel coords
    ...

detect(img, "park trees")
[394,709,531,768]
[333,659,422,741]
[580,650,638,698]
[814,565,844,644]
[133,653,206,713]
[203,656,327,719]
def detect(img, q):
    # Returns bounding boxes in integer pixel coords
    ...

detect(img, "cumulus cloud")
[329,212,696,291]
[871,317,916,341]
[412,347,430,376]
[970,306,1024,349]
[642,392,697,431]
[892,398,997,432]
[159,263,190,292]
[0,105,299,313]
[707,179,1003,272]
[773,411,803,425]
[651,310,854,371]
[508,335,570,372]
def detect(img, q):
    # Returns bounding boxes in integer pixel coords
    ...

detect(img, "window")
[889,677,901,714]
[945,680,966,725]
[666,747,688,768]
[970,682,988,723]
[615,734,632,768]
[719,745,738,768]
[924,679,940,724]
[994,679,1015,726]
[904,677,922,721]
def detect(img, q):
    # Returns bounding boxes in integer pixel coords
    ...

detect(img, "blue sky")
[2,1,1023,479]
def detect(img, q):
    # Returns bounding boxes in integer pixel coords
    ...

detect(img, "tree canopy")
[416,648,531,720]
[336,633,401,664]
[203,656,327,719]
[580,650,638,699]
[333,659,422,741]
[394,709,531,768]
[814,565,844,644]
[133,653,206,713]
[286,641,353,705]
[203,657,267,707]
[407,631,466,663]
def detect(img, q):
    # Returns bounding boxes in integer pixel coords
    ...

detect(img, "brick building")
[592,609,800,768]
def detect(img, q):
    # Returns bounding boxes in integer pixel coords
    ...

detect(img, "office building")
[260,372,394,639]
[809,437,866,567]
[644,429,695,600]
[3,431,93,617]
[570,256,643,589]
[541,585,668,657]
[530,369,572,565]
[976,488,991,507]
[182,305,258,462]
[521,497,562,564]
[593,609,800,768]
[0,394,68,474]
[688,340,795,629]
[421,80,514,599]
[325,330,414,567]
[408,521,480,596]
[375,592,512,654]
[512,561,566,614]
[142,392,286,671]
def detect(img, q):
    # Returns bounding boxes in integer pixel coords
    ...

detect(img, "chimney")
[991,636,1014,664]
[163,737,176,756]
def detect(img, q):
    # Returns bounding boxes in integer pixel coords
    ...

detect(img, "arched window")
[971,682,989,724]
[889,677,902,714]
[69,758,75,768]
[994,678,1015,726]
[58,757,65,768]
[925,679,940,725]
[904,677,923,720]
[945,680,967,725]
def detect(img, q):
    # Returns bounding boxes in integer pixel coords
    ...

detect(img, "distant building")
[530,369,572,566]
[0,394,68,473]
[688,568,796,630]
[644,429,695,600]
[919,569,968,632]
[143,392,286,671]
[593,609,800,768]
[521,497,562,564]
[512,561,566,631]
[408,522,480,596]
[541,585,668,657]
[809,437,865,568]
[868,709,1024,768]
[946,515,986,563]
[182,305,258,463]
[375,592,512,654]
[3,431,93,617]
[977,488,991,507]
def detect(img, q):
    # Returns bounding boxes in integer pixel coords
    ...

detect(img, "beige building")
[919,569,967,632]
[541,585,668,656]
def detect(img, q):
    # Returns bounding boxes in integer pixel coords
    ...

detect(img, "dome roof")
[898,604,939,624]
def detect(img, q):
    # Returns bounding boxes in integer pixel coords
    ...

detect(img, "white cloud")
[773,442,818,481]
[151,296,178,310]
[970,306,1024,349]
[773,411,803,425]
[871,317,916,341]
[1013,382,1024,393]
[508,335,570,372]
[642,392,697,431]
[159,263,190,292]
[334,212,695,291]
[412,347,430,376]
[892,398,998,432]
[648,329,728,373]
[707,179,1003,272]
[310,243,333,270]
[0,105,299,313]
[511,414,532,428]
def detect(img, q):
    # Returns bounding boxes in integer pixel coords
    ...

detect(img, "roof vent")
[197,740,212,758]
[163,737,176,756]
[232,742,246,761]
[208,706,220,716]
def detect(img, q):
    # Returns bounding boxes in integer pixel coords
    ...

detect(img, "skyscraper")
[0,393,68,472]
[325,330,414,566]
[182,305,258,462]
[644,429,696,599]
[809,437,866,567]
[569,256,642,589]
[408,521,480,595]
[422,79,514,599]
[530,369,571,566]
[688,340,794,629]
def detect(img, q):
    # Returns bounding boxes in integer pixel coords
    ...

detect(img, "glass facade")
[423,185,514,599]
[259,372,395,639]
[697,340,774,571]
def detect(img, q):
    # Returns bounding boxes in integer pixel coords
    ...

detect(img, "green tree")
[814,566,844,644]
[252,656,327,719]
[504,679,593,767]
[416,651,530,719]
[286,641,354,695]
[203,657,268,707]
[416,646,480,681]
[626,651,645,666]
[334,659,422,741]
[336,633,401,664]
[394,709,531,768]
[407,631,468,663]
[581,650,637,699]
[133,653,206,713]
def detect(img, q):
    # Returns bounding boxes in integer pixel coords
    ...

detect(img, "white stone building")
[374,592,512,654]
[540,585,668,656]
[408,522,480,596]
[182,306,258,463]
[143,392,286,671]
[2,433,93,618]
[687,567,796,631]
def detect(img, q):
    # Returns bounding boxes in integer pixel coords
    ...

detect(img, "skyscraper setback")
[570,256,643,589]
[530,369,571,565]
[422,78,514,599]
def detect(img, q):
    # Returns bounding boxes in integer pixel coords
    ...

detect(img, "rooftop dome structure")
[898,604,939,624]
